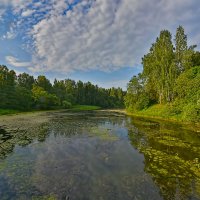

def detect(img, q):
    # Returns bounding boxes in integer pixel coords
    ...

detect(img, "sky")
[0,0,199,89]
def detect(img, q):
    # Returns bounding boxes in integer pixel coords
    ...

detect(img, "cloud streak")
[6,56,31,67]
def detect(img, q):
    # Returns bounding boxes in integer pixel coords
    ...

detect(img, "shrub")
[182,103,200,122]
[62,101,72,109]
[135,93,150,110]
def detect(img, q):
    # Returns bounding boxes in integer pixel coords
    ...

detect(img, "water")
[0,111,199,200]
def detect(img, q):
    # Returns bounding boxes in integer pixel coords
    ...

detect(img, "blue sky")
[0,0,199,89]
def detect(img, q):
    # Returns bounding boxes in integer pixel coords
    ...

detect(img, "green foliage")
[15,86,33,110]
[175,25,189,73]
[173,66,200,122]
[0,65,16,109]
[192,51,200,66]
[142,30,175,104]
[17,73,35,90]
[62,100,72,109]
[135,93,150,111]
[0,109,19,115]
[0,65,125,113]
[125,75,150,111]
[32,85,59,109]
[174,66,200,102]
[36,75,52,93]
[182,103,200,122]
[126,26,200,122]
[71,105,101,111]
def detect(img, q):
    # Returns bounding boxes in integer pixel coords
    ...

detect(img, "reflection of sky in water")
[0,111,200,200]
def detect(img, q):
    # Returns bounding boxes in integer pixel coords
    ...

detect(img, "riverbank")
[106,106,200,132]
[0,109,20,115]
[1,108,199,199]
[126,104,199,123]
[1,106,199,132]
[0,105,101,116]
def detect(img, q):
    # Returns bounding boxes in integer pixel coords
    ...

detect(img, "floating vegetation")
[0,111,200,199]
[89,127,118,141]
[128,116,200,199]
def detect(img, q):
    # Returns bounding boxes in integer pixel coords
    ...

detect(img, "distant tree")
[0,65,125,111]
[15,86,33,110]
[53,79,67,104]
[125,74,150,111]
[32,85,59,109]
[36,75,52,93]
[17,73,35,90]
[64,79,77,104]
[76,80,85,104]
[0,65,16,109]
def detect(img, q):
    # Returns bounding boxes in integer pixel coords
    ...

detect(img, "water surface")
[0,111,200,200]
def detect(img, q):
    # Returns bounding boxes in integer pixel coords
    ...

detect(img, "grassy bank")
[0,109,20,115]
[0,105,101,116]
[70,105,101,111]
[126,104,200,124]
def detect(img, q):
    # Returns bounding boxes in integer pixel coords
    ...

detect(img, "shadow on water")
[0,111,199,200]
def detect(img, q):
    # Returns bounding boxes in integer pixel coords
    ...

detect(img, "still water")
[0,111,200,200]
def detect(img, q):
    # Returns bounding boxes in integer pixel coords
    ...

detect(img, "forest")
[125,26,200,122]
[0,66,125,112]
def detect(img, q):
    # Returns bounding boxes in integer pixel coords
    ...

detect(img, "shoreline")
[1,108,199,132]
[104,109,200,132]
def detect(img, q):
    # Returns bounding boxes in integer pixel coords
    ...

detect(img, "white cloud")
[6,56,31,67]
[3,31,15,39]
[2,24,16,39]
[28,0,199,73]
[0,0,33,18]
[21,9,35,17]
[1,0,200,73]
[0,8,5,21]
[0,0,31,7]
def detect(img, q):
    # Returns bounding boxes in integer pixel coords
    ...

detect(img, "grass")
[126,104,200,132]
[127,104,181,120]
[0,105,101,116]
[0,109,20,115]
[70,105,101,111]
[127,104,199,124]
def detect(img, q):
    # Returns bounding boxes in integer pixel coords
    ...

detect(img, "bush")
[135,93,150,111]
[62,101,72,109]
[182,103,200,122]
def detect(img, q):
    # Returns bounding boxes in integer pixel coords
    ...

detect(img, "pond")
[0,111,200,200]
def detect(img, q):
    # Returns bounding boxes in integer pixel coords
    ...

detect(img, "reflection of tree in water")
[127,117,200,200]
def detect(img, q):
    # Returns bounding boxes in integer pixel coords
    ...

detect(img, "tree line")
[125,26,200,121]
[0,66,125,110]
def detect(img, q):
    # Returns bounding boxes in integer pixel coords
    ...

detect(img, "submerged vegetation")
[0,111,200,199]
[128,117,200,199]
[125,26,200,122]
